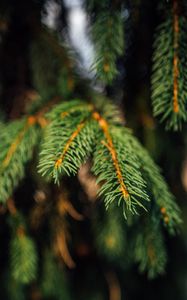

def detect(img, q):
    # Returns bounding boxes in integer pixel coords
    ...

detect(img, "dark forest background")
[0,0,187,299]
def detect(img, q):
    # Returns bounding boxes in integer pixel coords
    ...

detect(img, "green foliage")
[94,95,123,125]
[93,204,168,278]
[30,37,59,99]
[134,217,167,279]
[39,100,150,216]
[0,98,181,239]
[10,234,38,284]
[93,207,126,261]
[91,10,124,84]
[6,276,25,300]
[121,127,181,233]
[38,99,181,229]
[41,250,71,300]
[30,29,76,100]
[38,100,97,182]
[92,125,149,216]
[0,0,186,296]
[92,202,169,278]
[9,212,38,284]
[151,9,187,130]
[0,118,39,203]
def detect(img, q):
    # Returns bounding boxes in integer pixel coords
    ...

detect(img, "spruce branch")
[91,10,124,84]
[92,112,149,216]
[38,100,97,182]
[38,99,181,223]
[10,231,38,284]
[92,112,129,199]
[0,117,39,203]
[8,207,38,284]
[30,27,86,100]
[151,0,187,130]
[39,100,150,216]
[93,206,126,261]
[0,97,61,204]
[134,217,167,279]
[120,127,182,233]
[41,250,71,300]
[0,0,185,292]
[6,277,25,300]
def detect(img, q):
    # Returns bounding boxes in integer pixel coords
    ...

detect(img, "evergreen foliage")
[93,205,168,278]
[10,234,38,284]
[0,89,181,288]
[151,0,187,130]
[38,100,97,182]
[6,277,25,300]
[9,211,38,284]
[37,99,181,233]
[0,98,181,230]
[92,124,149,216]
[93,207,126,261]
[134,216,167,279]
[91,10,124,84]
[30,29,76,100]
[0,0,185,298]
[0,118,39,203]
[41,250,71,299]
[120,127,182,233]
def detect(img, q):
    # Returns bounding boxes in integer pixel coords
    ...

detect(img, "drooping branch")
[92,111,129,200]
[173,0,179,113]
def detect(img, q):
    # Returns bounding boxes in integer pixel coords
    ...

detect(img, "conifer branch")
[30,28,78,99]
[92,116,149,216]
[1,116,36,169]
[41,250,71,299]
[38,99,181,221]
[92,112,129,200]
[38,100,97,182]
[55,121,86,169]
[91,10,124,84]
[39,100,149,215]
[93,206,126,261]
[10,230,38,284]
[0,99,55,203]
[151,0,187,130]
[134,217,167,278]
[173,0,179,113]
[0,117,39,203]
[0,0,185,291]
[9,209,38,284]
[121,127,182,233]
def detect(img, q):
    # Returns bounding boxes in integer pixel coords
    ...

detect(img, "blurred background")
[0,0,187,299]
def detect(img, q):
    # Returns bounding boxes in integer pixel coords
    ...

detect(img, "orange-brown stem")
[17,225,26,238]
[147,243,156,264]
[60,103,94,119]
[1,117,36,169]
[55,122,85,169]
[0,98,58,172]
[173,0,179,113]
[105,272,121,300]
[57,194,83,221]
[92,112,129,199]
[160,206,169,224]
[54,228,75,268]
[7,198,17,216]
